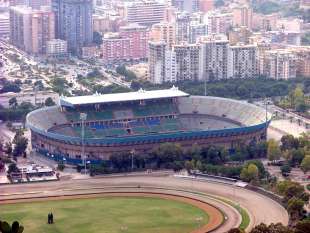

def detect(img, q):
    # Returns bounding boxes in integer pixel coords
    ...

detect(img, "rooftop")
[60,87,189,107]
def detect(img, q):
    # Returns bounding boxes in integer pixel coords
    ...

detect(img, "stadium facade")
[26,87,272,165]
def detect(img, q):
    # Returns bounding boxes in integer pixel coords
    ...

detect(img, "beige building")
[232,5,253,30]
[294,47,310,78]
[206,11,233,34]
[260,50,297,80]
[10,5,55,54]
[151,22,175,49]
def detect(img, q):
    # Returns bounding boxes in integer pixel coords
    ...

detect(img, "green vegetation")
[251,0,310,23]
[229,221,310,233]
[0,220,24,233]
[280,134,310,168]
[116,65,137,82]
[49,77,70,95]
[90,141,268,182]
[12,130,28,157]
[302,32,310,45]
[93,31,103,46]
[0,79,21,94]
[214,0,225,8]
[0,101,35,122]
[275,180,309,224]
[277,86,309,114]
[238,206,250,230]
[0,197,209,233]
[92,83,131,94]
[251,0,281,15]
[131,78,310,100]
[76,68,105,89]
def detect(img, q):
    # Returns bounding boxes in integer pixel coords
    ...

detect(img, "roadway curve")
[0,174,288,232]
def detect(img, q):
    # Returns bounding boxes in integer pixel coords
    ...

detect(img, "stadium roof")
[60,87,189,107]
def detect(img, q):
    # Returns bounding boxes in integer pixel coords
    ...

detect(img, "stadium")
[26,87,272,165]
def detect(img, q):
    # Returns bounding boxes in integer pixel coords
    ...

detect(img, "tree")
[228,229,244,233]
[300,155,310,174]
[287,197,305,222]
[5,142,12,156]
[93,31,103,46]
[295,219,310,233]
[249,222,293,233]
[12,131,28,157]
[280,135,299,151]
[267,139,281,161]
[8,97,18,109]
[45,97,56,106]
[184,160,194,173]
[281,164,291,176]
[0,220,24,233]
[240,163,259,182]
[214,0,225,8]
[7,163,19,174]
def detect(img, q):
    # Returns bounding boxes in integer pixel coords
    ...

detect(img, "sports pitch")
[0,196,209,233]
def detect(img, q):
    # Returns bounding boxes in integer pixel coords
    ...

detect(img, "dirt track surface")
[0,174,288,232]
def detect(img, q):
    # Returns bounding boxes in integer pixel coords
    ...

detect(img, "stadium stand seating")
[27,106,68,130]
[178,96,267,127]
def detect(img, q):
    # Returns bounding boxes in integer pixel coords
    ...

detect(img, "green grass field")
[0,197,209,233]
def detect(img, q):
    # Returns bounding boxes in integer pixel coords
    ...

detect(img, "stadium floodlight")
[80,113,87,175]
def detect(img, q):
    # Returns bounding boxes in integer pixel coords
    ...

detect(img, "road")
[0,175,289,232]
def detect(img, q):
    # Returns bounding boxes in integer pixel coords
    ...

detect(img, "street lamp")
[80,113,87,175]
[130,149,135,172]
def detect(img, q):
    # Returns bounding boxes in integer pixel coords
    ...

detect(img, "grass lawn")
[0,197,209,233]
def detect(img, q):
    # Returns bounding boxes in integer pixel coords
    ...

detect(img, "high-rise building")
[171,0,199,13]
[53,0,93,55]
[199,34,230,80]
[9,0,26,6]
[174,44,201,81]
[175,12,191,44]
[260,50,297,80]
[148,41,166,84]
[232,6,253,30]
[10,5,55,54]
[189,21,208,44]
[119,23,149,60]
[295,48,310,77]
[151,22,176,49]
[206,11,233,34]
[229,44,257,79]
[31,7,55,54]
[199,0,213,13]
[0,12,9,36]
[126,0,166,26]
[10,6,32,52]
[101,33,130,63]
[101,24,149,63]
[164,50,177,83]
[10,0,51,8]
[46,39,67,56]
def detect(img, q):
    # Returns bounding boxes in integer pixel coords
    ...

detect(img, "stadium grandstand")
[26,87,272,164]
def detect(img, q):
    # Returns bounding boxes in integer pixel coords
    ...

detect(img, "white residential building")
[199,34,231,80]
[46,39,68,56]
[229,44,257,79]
